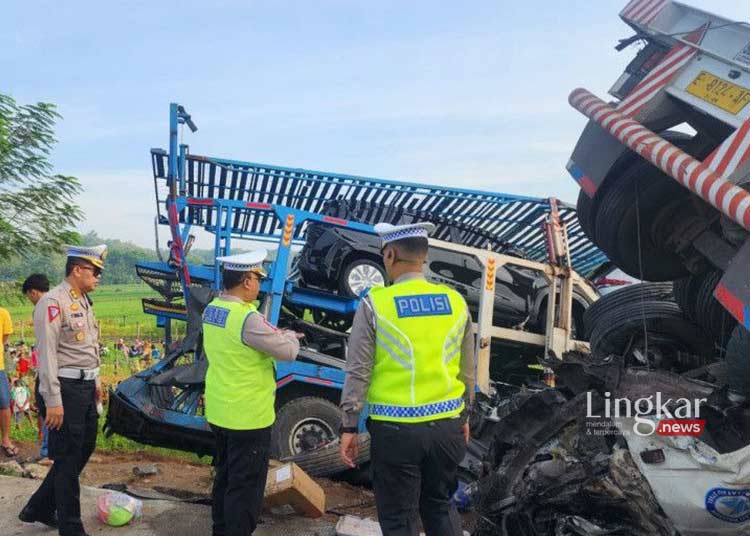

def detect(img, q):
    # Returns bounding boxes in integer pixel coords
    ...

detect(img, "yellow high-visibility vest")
[366,278,468,423]
[203,298,276,430]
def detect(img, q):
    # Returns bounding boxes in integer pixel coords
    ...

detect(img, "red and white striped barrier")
[703,119,750,179]
[616,43,697,118]
[616,22,707,119]
[569,88,750,231]
[620,0,668,26]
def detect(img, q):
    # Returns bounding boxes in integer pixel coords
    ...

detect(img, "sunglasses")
[80,265,103,277]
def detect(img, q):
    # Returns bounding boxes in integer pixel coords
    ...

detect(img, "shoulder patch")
[203,305,230,327]
[394,293,453,318]
[47,305,61,323]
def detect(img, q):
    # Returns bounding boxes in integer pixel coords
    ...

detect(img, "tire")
[339,258,386,297]
[726,326,750,396]
[583,282,673,339]
[589,301,714,368]
[693,270,737,346]
[584,130,691,229]
[593,160,692,280]
[271,396,341,459]
[590,132,711,281]
[283,434,372,478]
[272,396,371,477]
[673,276,701,321]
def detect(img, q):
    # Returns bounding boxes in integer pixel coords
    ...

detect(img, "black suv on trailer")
[297,222,597,336]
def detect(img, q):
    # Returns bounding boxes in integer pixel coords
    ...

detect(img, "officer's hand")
[96,385,103,403]
[462,421,470,445]
[340,432,358,468]
[46,405,64,430]
[283,330,305,340]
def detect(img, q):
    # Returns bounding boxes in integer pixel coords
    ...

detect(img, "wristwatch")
[339,426,357,435]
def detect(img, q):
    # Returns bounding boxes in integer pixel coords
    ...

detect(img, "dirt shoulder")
[8,440,378,522]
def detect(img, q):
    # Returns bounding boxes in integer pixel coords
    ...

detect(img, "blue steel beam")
[153,147,609,276]
[180,196,375,324]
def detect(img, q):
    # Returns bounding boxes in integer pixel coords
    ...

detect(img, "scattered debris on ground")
[5,440,378,524]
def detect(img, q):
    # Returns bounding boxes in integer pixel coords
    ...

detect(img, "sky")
[2,0,748,249]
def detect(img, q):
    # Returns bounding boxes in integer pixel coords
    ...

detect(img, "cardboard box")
[264,462,326,518]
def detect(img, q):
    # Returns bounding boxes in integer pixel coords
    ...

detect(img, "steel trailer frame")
[155,103,601,389]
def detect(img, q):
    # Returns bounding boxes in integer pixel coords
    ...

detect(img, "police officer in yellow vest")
[20,245,107,536]
[203,250,302,536]
[340,222,476,536]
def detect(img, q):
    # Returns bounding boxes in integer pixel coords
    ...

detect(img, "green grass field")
[4,283,187,344]
[10,413,209,463]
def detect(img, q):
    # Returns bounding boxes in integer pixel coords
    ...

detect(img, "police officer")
[20,245,107,536]
[203,250,302,536]
[339,222,475,536]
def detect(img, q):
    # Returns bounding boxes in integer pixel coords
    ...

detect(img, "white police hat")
[373,222,435,245]
[216,249,268,276]
[64,244,108,269]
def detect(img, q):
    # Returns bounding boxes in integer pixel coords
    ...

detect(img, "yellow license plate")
[686,71,750,115]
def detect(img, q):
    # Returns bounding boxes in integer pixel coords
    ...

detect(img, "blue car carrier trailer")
[105,103,606,476]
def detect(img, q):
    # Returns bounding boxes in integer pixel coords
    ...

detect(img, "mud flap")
[715,238,750,330]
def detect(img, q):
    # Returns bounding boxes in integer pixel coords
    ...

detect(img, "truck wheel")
[590,131,711,281]
[582,282,673,339]
[589,301,714,370]
[673,276,700,321]
[272,397,341,459]
[726,326,750,397]
[593,160,692,281]
[272,397,371,477]
[340,258,386,297]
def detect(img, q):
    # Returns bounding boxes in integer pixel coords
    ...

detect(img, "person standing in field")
[19,245,107,536]
[23,273,51,461]
[11,378,34,428]
[0,304,16,457]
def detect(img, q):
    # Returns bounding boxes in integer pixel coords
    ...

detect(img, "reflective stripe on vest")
[203,298,276,430]
[367,278,467,423]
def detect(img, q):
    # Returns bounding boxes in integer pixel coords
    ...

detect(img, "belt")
[58,367,100,381]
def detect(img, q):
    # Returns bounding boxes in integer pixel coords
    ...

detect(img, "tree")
[0,93,82,260]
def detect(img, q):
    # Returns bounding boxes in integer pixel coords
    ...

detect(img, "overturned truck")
[470,1,750,534]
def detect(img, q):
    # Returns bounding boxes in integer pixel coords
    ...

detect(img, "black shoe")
[18,506,58,528]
